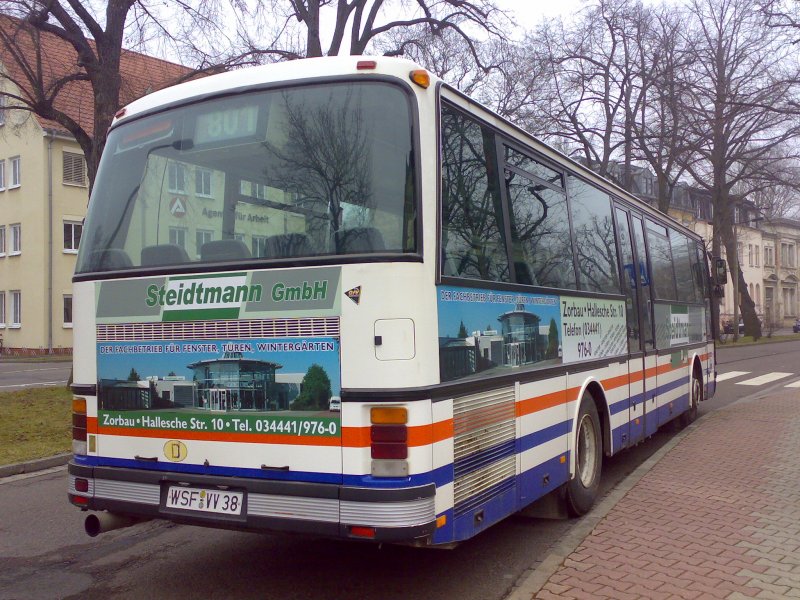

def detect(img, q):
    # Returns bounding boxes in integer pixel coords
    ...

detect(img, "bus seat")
[200,240,251,262]
[514,261,537,286]
[86,249,133,271]
[265,233,311,258]
[141,244,190,266]
[335,227,385,254]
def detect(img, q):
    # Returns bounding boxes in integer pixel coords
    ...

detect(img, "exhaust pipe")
[84,512,146,537]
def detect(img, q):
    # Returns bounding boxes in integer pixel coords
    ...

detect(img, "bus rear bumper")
[67,461,437,543]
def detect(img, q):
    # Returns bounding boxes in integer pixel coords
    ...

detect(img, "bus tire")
[564,393,602,517]
[680,371,702,428]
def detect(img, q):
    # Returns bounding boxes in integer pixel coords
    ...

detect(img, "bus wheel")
[680,372,702,428]
[564,393,602,517]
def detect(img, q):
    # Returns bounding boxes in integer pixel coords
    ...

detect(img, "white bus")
[69,56,718,546]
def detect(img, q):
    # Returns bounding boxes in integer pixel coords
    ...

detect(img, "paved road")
[1,340,798,599]
[0,361,71,391]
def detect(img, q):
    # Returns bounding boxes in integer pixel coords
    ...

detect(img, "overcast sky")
[495,0,588,34]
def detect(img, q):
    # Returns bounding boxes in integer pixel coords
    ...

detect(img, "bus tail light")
[72,397,87,455]
[370,407,408,476]
[370,425,407,459]
[349,525,376,539]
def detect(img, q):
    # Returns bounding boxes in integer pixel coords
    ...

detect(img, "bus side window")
[504,166,575,290]
[567,175,620,294]
[614,207,640,346]
[631,215,655,350]
[440,105,510,282]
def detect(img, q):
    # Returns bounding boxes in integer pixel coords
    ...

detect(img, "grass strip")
[0,387,71,465]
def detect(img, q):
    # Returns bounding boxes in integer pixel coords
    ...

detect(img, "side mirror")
[714,258,728,285]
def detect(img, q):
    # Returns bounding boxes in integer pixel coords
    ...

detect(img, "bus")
[68,56,718,546]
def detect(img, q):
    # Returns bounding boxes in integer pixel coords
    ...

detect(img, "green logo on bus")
[271,280,328,302]
[145,281,263,307]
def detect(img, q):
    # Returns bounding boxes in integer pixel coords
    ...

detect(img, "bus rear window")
[76,82,417,274]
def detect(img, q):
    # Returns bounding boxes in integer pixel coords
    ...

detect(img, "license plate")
[165,486,244,515]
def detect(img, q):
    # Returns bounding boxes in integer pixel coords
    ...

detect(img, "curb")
[0,453,71,479]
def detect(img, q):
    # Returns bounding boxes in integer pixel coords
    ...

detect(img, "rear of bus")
[68,57,443,544]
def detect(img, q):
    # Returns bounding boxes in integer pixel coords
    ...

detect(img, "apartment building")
[0,19,189,354]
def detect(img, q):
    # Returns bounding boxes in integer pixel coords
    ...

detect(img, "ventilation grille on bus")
[97,318,340,342]
[453,387,517,516]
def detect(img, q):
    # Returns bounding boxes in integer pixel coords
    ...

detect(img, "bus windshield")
[76,81,417,274]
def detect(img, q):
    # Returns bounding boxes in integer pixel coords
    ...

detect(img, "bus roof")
[114,55,432,126]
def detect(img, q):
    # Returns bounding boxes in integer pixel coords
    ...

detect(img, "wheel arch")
[688,352,704,394]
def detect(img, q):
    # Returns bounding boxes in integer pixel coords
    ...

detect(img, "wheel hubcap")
[691,378,701,412]
[577,414,598,487]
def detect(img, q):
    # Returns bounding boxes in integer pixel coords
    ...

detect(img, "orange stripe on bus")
[517,388,578,418]
[342,420,454,448]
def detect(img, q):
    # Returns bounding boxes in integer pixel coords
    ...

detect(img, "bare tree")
[0,0,508,192]
[759,0,800,42]
[680,0,800,339]
[263,0,508,60]
[627,3,695,213]
[0,1,271,190]
[534,0,646,183]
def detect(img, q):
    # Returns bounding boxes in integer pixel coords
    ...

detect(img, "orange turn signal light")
[409,69,430,88]
[72,397,87,414]
[370,407,408,425]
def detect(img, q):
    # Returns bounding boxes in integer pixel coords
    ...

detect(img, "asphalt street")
[0,361,72,391]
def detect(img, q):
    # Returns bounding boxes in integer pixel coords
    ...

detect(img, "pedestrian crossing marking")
[716,371,750,382]
[737,372,793,386]
[785,380,800,388]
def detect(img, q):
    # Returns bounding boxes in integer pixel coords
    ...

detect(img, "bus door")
[630,213,658,438]
[614,206,645,445]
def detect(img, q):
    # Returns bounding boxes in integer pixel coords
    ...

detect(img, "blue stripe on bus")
[78,455,346,484]
[342,464,454,489]
[449,454,570,543]
[516,453,570,504]
[454,475,515,517]
[518,420,571,454]
[81,454,459,489]
[453,439,516,479]
[453,482,517,542]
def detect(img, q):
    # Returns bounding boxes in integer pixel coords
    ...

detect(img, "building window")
[63,295,73,327]
[748,244,753,267]
[10,223,20,254]
[0,95,6,126]
[10,156,20,188]
[781,243,796,268]
[755,245,760,267]
[765,246,774,267]
[0,291,5,326]
[241,180,267,200]
[195,168,212,197]
[0,225,5,256]
[10,290,20,326]
[195,230,213,256]
[0,159,6,190]
[63,221,82,252]
[63,152,87,186]
[169,226,187,249]
[252,235,268,257]
[168,162,187,193]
